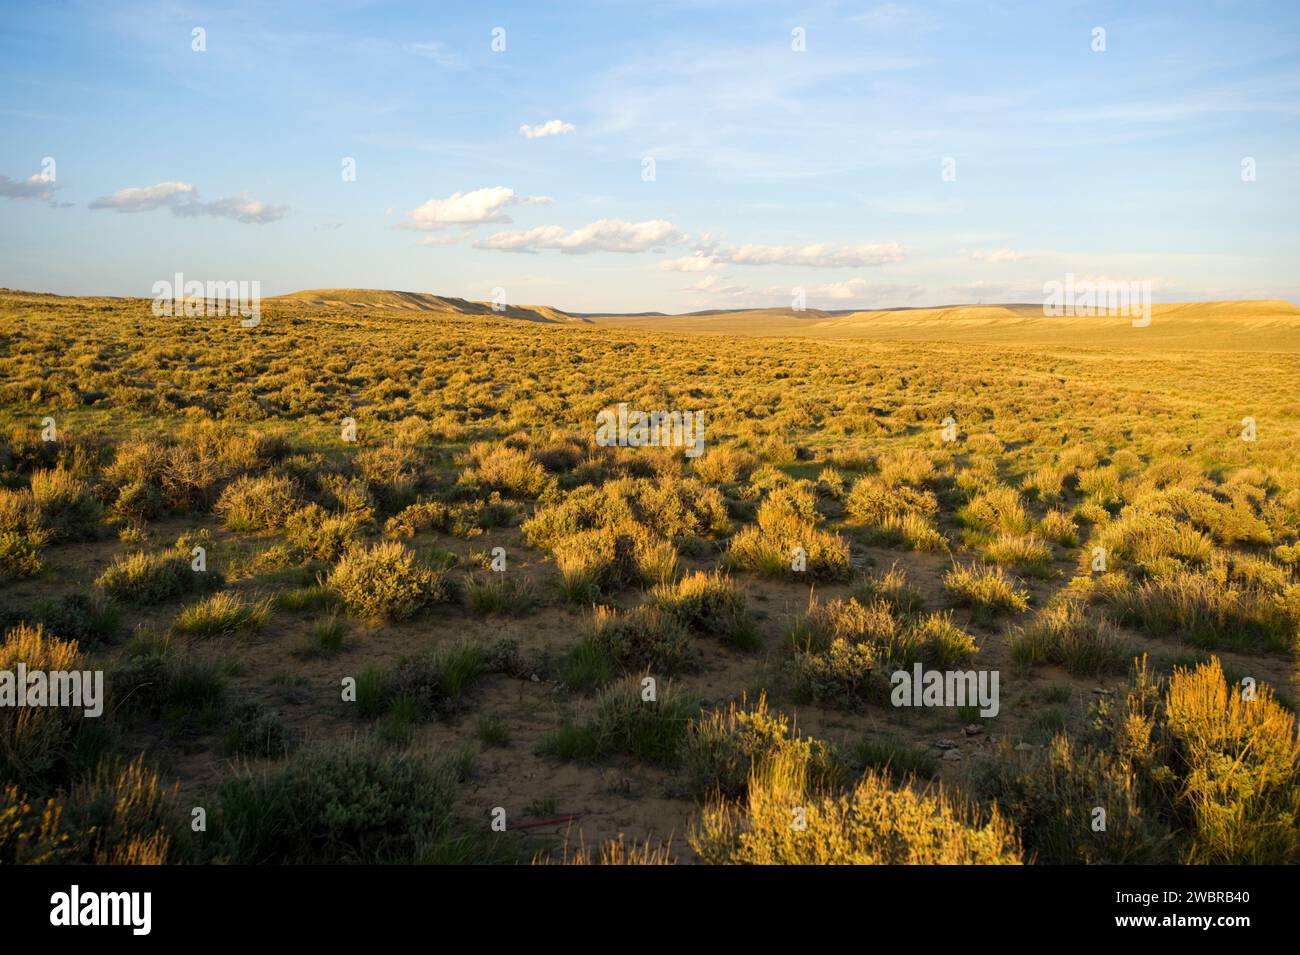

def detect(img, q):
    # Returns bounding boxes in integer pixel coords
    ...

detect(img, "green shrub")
[850,736,940,780]
[0,491,48,579]
[1099,566,1297,654]
[693,447,759,484]
[461,442,553,498]
[327,541,450,620]
[0,757,188,864]
[974,735,1173,864]
[174,591,272,637]
[574,605,699,681]
[541,676,698,767]
[28,468,101,542]
[691,751,1022,864]
[1009,601,1130,676]
[28,593,121,648]
[285,504,362,562]
[384,500,450,537]
[852,563,924,615]
[463,575,536,616]
[980,534,1053,577]
[362,641,498,722]
[215,474,299,531]
[0,624,85,787]
[846,477,938,527]
[681,693,837,799]
[944,562,1030,624]
[97,547,219,604]
[296,614,346,658]
[223,701,295,758]
[215,741,478,863]
[649,570,757,647]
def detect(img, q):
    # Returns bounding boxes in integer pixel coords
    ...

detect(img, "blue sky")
[1,0,1297,312]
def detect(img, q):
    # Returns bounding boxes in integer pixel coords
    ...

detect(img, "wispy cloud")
[475,219,686,254]
[703,241,908,268]
[88,181,288,223]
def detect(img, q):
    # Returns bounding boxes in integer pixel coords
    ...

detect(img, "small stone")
[942,749,962,761]
[530,673,540,682]
[1014,742,1035,752]
[935,738,958,750]
[963,724,984,737]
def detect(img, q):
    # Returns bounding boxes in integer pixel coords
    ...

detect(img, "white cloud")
[707,242,907,268]
[970,248,1032,263]
[400,186,551,232]
[659,254,718,272]
[475,218,686,254]
[519,119,575,139]
[177,193,288,224]
[0,172,58,202]
[88,181,287,223]
[89,181,196,213]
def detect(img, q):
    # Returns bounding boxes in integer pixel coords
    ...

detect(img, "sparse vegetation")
[3,287,1298,867]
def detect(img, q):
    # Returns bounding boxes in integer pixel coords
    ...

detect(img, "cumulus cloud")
[519,119,575,139]
[88,181,287,223]
[475,218,686,254]
[970,248,1032,263]
[400,186,551,232]
[705,241,907,268]
[0,172,58,203]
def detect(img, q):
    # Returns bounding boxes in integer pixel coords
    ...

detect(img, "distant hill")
[4,286,1297,350]
[582,300,1300,350]
[272,288,589,324]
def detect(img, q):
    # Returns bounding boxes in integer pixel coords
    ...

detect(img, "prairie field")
[2,288,1299,865]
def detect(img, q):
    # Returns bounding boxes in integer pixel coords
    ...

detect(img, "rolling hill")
[582,300,1300,350]
[272,288,588,324]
